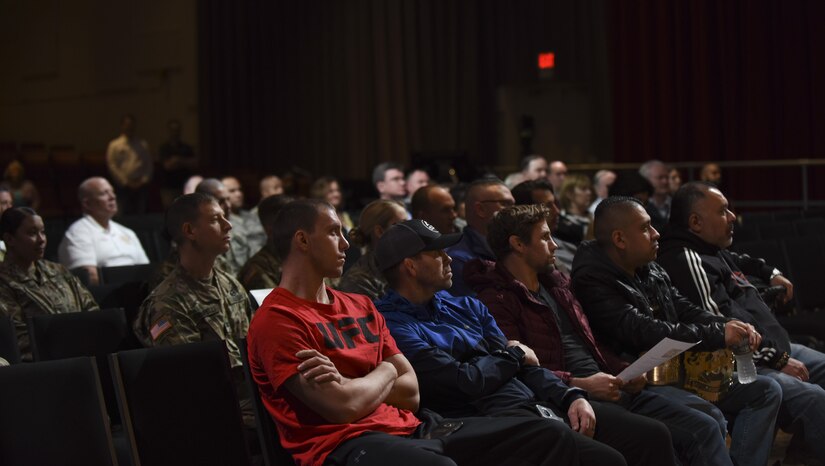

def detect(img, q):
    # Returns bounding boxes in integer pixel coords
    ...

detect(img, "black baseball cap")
[375,219,463,271]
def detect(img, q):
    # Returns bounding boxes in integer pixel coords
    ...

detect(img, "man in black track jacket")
[657,181,825,460]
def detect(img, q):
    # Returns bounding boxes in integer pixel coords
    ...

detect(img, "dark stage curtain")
[198,0,609,182]
[610,1,825,203]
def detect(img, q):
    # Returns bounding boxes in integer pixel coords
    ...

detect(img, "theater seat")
[240,338,295,466]
[0,315,21,365]
[28,307,136,425]
[0,357,117,466]
[110,341,251,466]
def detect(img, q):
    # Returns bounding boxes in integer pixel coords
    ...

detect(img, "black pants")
[586,401,675,466]
[326,415,591,466]
[494,401,672,466]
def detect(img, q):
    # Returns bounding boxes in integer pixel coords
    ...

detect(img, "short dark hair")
[511,179,553,206]
[165,193,216,244]
[0,207,38,238]
[465,178,507,204]
[519,155,545,172]
[593,196,644,245]
[372,162,403,185]
[271,199,332,260]
[487,204,551,260]
[669,181,714,229]
[608,171,653,198]
[257,194,294,233]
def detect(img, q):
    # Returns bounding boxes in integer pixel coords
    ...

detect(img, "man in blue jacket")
[374,219,675,466]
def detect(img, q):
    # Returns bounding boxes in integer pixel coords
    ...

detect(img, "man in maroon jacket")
[466,204,733,466]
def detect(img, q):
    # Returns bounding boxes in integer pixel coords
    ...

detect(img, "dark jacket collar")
[376,288,449,321]
[659,228,719,258]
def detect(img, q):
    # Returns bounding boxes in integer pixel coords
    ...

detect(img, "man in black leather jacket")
[570,196,782,466]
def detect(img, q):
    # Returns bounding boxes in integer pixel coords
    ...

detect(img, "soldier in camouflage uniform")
[0,207,99,360]
[149,241,231,292]
[195,178,251,275]
[134,193,254,426]
[237,194,294,291]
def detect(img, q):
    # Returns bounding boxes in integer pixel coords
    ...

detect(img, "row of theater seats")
[732,220,825,313]
[0,312,290,466]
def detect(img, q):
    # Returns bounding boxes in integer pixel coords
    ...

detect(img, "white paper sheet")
[616,337,700,383]
[250,288,275,308]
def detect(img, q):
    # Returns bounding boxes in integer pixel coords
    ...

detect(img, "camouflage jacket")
[224,228,251,277]
[151,245,231,291]
[135,264,251,367]
[231,210,267,256]
[337,251,388,301]
[0,259,99,360]
[237,244,282,291]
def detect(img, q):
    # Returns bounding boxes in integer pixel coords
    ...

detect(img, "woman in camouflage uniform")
[0,207,98,360]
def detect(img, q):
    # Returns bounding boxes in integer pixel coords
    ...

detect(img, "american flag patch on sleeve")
[150,318,173,340]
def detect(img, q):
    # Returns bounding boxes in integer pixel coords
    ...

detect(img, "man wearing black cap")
[374,219,674,466]
[247,199,593,466]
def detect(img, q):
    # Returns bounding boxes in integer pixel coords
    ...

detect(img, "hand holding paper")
[616,337,700,383]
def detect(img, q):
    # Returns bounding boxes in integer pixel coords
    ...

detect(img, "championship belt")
[682,349,734,402]
[645,354,682,386]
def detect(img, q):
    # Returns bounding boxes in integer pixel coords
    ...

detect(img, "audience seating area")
[111,341,251,466]
[734,210,825,312]
[0,357,118,466]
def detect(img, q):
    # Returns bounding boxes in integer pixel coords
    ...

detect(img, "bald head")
[411,185,457,234]
[196,178,231,216]
[78,177,117,223]
[465,179,514,233]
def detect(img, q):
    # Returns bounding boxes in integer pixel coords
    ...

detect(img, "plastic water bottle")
[733,339,757,384]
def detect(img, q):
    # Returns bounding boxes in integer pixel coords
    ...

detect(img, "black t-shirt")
[535,285,601,377]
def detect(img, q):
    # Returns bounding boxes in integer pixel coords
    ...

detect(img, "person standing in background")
[158,119,197,208]
[106,114,153,215]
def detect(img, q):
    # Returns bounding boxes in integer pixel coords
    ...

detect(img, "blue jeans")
[647,374,781,466]
[625,389,731,466]
[758,342,825,459]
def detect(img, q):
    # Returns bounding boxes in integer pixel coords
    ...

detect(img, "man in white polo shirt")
[58,177,149,285]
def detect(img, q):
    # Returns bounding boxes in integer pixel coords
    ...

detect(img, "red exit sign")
[538,52,555,70]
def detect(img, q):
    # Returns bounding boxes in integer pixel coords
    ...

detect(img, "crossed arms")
[283,349,420,424]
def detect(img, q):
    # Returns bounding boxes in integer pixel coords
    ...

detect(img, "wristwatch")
[769,268,783,280]
[494,346,525,365]
[509,345,526,363]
